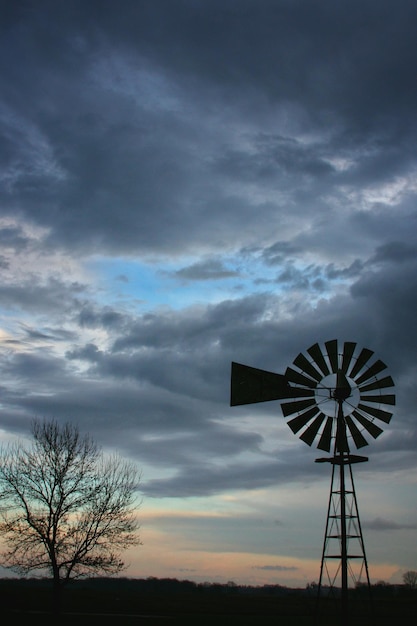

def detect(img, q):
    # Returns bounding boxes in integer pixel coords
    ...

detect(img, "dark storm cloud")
[1,1,417,255]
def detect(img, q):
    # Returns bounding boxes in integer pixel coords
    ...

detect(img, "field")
[1,578,416,625]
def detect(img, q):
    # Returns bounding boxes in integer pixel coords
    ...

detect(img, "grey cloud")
[78,305,128,330]
[144,511,296,556]
[66,343,103,363]
[43,327,78,342]
[0,276,87,315]
[213,135,334,186]
[0,226,30,250]
[350,258,417,372]
[276,265,310,290]
[20,325,55,341]
[111,294,272,353]
[1,351,70,393]
[19,324,76,343]
[174,259,240,281]
[82,1,417,130]
[325,260,364,280]
[141,459,315,499]
[261,241,302,267]
[369,241,417,265]
[262,258,363,292]
[363,518,417,532]
[252,565,298,572]
[134,425,263,473]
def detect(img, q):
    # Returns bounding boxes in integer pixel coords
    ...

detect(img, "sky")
[0,0,417,587]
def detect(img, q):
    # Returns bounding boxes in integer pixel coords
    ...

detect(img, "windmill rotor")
[281,340,395,453]
[230,339,395,453]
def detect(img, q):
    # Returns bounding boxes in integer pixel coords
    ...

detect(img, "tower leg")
[340,453,349,626]
[315,455,372,626]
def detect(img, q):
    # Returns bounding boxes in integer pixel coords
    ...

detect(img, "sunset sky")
[1,0,416,587]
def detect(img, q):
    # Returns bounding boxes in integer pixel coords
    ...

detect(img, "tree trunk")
[52,573,62,615]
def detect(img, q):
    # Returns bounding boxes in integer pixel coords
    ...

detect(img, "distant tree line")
[2,575,416,598]
[0,576,297,596]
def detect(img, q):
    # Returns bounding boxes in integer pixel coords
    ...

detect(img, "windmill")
[230,339,395,625]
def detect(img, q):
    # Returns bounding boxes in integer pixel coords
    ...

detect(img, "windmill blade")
[230,362,291,406]
[325,339,339,373]
[349,347,374,378]
[355,359,387,385]
[357,403,392,424]
[299,413,326,446]
[317,417,333,452]
[281,398,317,417]
[293,352,323,382]
[359,393,396,406]
[352,410,384,439]
[358,376,394,393]
[287,406,320,434]
[341,341,356,374]
[285,366,317,388]
[345,415,368,449]
[307,343,330,376]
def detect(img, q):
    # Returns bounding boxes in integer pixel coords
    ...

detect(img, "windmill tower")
[230,339,395,625]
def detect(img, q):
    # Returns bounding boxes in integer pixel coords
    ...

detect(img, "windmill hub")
[314,372,359,418]
[333,387,351,401]
[333,369,352,402]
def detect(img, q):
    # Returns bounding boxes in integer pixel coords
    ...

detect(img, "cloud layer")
[1,0,416,585]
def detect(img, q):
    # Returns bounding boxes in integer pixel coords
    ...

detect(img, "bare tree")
[403,570,417,589]
[0,419,141,613]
